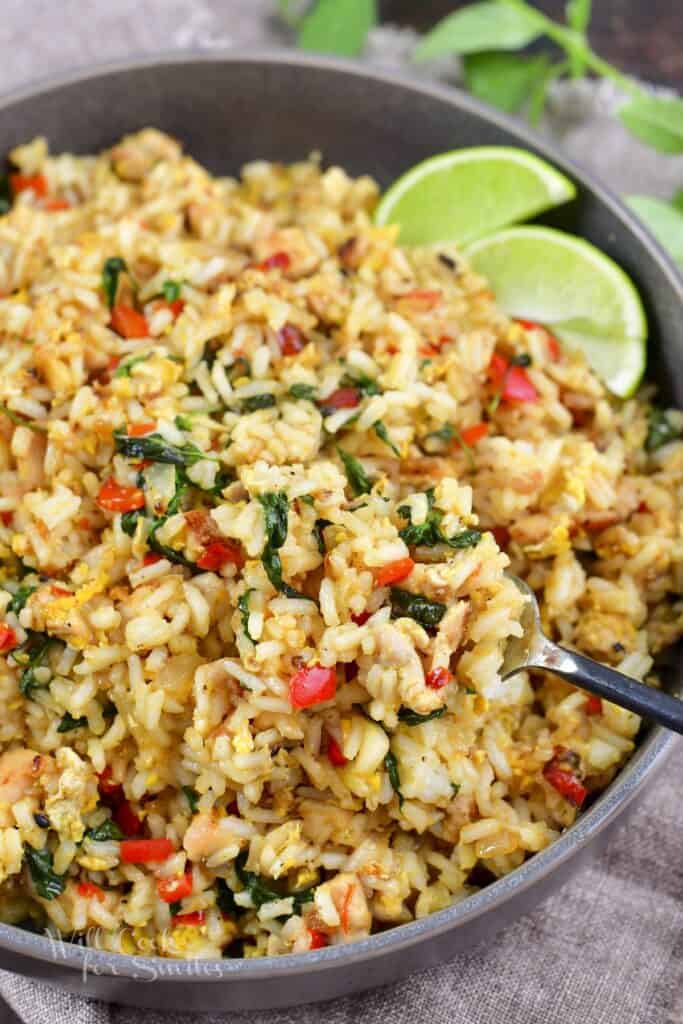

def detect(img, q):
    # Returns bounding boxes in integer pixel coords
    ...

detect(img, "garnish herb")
[85,819,123,842]
[373,420,400,457]
[121,510,142,537]
[258,492,307,599]
[238,589,256,643]
[451,783,461,796]
[113,428,217,467]
[11,631,62,699]
[114,353,150,378]
[7,584,37,614]
[174,414,194,431]
[182,785,199,814]
[235,851,316,914]
[390,588,447,628]
[288,383,317,401]
[341,370,381,397]
[102,257,128,309]
[0,403,47,434]
[398,490,482,551]
[25,846,66,900]
[162,280,182,302]
[645,409,682,452]
[421,424,455,453]
[241,394,277,414]
[216,877,242,917]
[169,900,182,917]
[337,447,372,496]
[57,712,87,733]
[384,751,403,806]
[313,518,331,556]
[398,706,446,726]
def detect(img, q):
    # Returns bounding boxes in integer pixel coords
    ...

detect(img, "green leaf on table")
[298,0,377,57]
[463,52,550,114]
[619,96,683,154]
[566,0,592,32]
[626,196,683,268]
[413,2,542,61]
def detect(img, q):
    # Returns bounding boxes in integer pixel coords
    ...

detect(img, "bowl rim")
[0,47,680,983]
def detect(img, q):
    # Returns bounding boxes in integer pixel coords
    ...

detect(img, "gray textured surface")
[0,2,681,1021]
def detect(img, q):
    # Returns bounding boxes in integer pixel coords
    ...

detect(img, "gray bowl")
[0,50,681,1013]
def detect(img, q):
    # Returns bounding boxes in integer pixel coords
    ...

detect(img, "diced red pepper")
[97,766,123,799]
[110,305,149,339]
[399,289,442,310]
[277,323,305,356]
[308,929,328,949]
[257,251,290,272]
[0,624,19,652]
[546,334,562,361]
[107,355,121,373]
[158,299,185,319]
[425,666,450,690]
[543,764,587,807]
[374,557,415,587]
[196,539,245,571]
[459,422,489,447]
[127,421,156,437]
[490,526,510,549]
[43,198,71,212]
[172,910,205,927]
[157,871,193,903]
[10,173,47,197]
[585,695,603,716]
[143,553,162,566]
[77,881,105,901]
[114,799,143,837]
[96,477,145,513]
[119,838,174,864]
[0,512,13,526]
[351,611,371,626]
[515,319,542,333]
[290,664,337,709]
[49,585,72,597]
[320,387,361,411]
[326,735,348,767]
[488,352,539,404]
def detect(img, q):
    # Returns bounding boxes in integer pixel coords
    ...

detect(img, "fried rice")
[0,129,680,960]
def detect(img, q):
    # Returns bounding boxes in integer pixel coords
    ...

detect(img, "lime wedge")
[465,226,647,397]
[374,147,575,246]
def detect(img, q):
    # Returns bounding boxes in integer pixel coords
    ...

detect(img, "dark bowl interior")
[0,51,680,1012]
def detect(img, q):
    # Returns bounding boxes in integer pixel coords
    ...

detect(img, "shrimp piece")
[0,749,53,827]
[110,129,181,182]
[313,872,371,943]
[183,812,241,865]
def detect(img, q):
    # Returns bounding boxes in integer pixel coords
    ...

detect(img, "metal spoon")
[503,575,683,734]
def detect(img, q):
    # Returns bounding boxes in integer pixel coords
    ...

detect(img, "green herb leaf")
[463,52,550,114]
[258,492,289,550]
[114,353,150,378]
[448,528,482,549]
[341,371,381,397]
[241,394,277,413]
[298,0,377,57]
[451,782,461,796]
[398,706,446,726]
[174,414,194,431]
[85,818,123,842]
[337,447,373,496]
[102,257,128,309]
[120,510,143,537]
[626,195,683,268]
[390,588,447,628]
[384,750,403,805]
[234,852,286,909]
[238,589,256,643]
[25,846,66,900]
[57,712,88,733]
[313,518,331,556]
[7,584,37,615]
[113,429,216,467]
[216,877,242,917]
[182,785,199,814]
[414,1,542,61]
[399,492,481,551]
[421,423,455,454]
[169,900,182,917]
[0,403,47,434]
[619,96,683,155]
[162,280,182,303]
[11,631,62,699]
[644,408,682,452]
[288,383,317,401]
[373,420,400,457]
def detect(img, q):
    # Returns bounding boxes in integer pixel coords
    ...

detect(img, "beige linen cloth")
[0,2,682,1021]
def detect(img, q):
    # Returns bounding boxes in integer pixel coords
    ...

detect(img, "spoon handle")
[530,636,683,734]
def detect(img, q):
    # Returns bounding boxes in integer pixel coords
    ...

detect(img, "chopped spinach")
[121,509,143,536]
[101,257,128,309]
[114,428,217,467]
[241,394,277,414]
[216,877,243,918]
[113,353,150,378]
[258,492,289,550]
[288,383,317,401]
[398,706,446,726]
[448,528,483,549]
[237,589,256,643]
[25,846,66,900]
[147,529,196,570]
[182,785,199,814]
[337,447,372,496]
[169,900,182,917]
[57,712,87,733]
[384,751,403,806]
[162,280,182,303]
[398,491,481,551]
[313,518,331,556]
[341,370,381,397]
[11,631,62,699]
[7,584,37,615]
[235,852,315,915]
[373,420,400,457]
[85,819,123,842]
[390,588,446,628]
[645,408,682,452]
